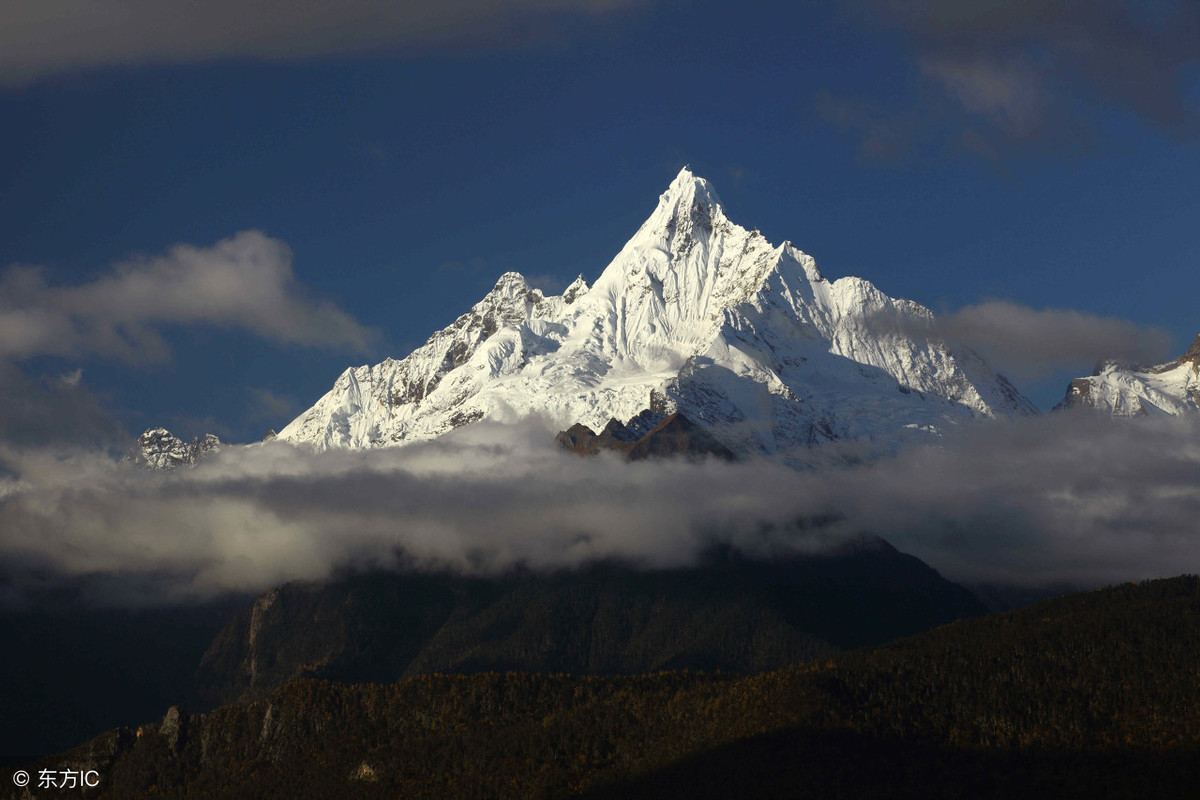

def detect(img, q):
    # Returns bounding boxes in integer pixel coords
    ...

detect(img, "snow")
[1057,336,1200,417]
[278,168,1037,456]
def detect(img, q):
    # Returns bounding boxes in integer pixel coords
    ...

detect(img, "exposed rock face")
[1056,333,1200,417]
[277,168,1034,457]
[159,705,186,753]
[128,427,222,470]
[556,412,736,461]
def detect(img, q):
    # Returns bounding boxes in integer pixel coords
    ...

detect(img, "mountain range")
[133,170,1198,464]
[274,169,1036,458]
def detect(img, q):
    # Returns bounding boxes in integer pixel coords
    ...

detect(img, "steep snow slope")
[278,169,1035,455]
[1057,334,1200,417]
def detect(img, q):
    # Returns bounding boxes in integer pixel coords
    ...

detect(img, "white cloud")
[0,230,374,362]
[2,413,1200,606]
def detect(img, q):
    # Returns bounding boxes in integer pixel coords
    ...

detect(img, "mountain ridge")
[1057,333,1200,416]
[190,542,985,710]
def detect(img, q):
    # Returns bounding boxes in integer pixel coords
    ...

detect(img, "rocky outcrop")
[556,412,735,461]
[127,427,222,470]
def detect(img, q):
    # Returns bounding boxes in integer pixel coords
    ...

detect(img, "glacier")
[277,168,1036,457]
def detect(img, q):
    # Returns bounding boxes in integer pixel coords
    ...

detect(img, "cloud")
[829,0,1200,157]
[0,363,126,449]
[246,388,300,430]
[815,93,935,163]
[0,421,839,605]
[0,0,655,86]
[0,231,374,362]
[825,412,1200,588]
[890,0,1200,130]
[865,300,1174,379]
[2,413,1199,606]
[523,273,567,294]
[939,301,1174,378]
[918,55,1047,139]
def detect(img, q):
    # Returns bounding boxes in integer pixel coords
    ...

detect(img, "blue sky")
[2,0,1198,444]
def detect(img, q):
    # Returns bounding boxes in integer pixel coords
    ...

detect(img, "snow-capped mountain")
[278,169,1035,456]
[1056,334,1200,417]
[129,428,222,470]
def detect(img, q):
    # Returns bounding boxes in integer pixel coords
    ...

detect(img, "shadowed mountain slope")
[13,575,1200,799]
[193,541,983,708]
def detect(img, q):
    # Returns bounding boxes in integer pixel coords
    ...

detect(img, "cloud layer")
[1,413,1198,606]
[0,0,653,85]
[0,231,374,362]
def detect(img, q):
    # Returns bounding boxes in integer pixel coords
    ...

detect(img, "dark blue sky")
[2,0,1197,442]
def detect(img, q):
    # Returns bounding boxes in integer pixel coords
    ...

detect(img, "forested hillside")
[10,576,1200,799]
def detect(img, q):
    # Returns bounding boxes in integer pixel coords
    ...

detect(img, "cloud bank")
[1,413,1198,606]
[0,231,374,362]
[0,0,654,85]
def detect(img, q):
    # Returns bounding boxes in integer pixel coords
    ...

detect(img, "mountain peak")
[562,275,589,304]
[490,271,530,293]
[1056,333,1200,416]
[662,166,723,214]
[478,271,539,311]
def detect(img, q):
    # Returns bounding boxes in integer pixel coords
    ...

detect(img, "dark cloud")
[829,0,1200,157]
[0,231,374,363]
[815,93,935,163]
[940,302,1166,381]
[0,0,656,85]
[245,388,300,430]
[1,413,1199,606]
[940,301,1175,378]
[0,362,125,449]
[864,300,1174,379]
